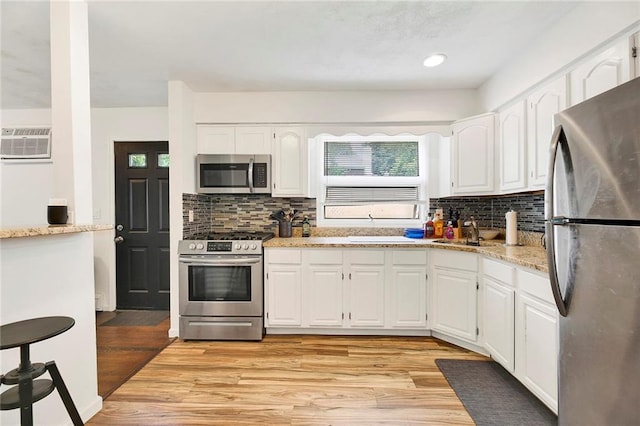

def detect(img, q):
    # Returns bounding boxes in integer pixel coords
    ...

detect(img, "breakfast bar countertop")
[263,237,549,273]
[0,224,113,239]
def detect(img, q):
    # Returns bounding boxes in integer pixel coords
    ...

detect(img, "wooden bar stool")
[0,316,83,426]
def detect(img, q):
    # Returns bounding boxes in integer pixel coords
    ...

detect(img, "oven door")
[179,255,263,317]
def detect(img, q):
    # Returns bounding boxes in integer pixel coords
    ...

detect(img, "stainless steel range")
[178,231,274,341]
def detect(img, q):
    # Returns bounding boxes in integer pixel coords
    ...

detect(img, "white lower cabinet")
[304,250,344,327]
[515,269,558,412]
[266,247,427,332]
[482,258,516,372]
[430,251,479,343]
[265,249,302,327]
[388,250,428,328]
[345,250,386,328]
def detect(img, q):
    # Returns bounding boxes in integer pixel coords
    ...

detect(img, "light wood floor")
[88,334,487,425]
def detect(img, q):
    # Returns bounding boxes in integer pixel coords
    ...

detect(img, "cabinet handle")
[349,273,352,279]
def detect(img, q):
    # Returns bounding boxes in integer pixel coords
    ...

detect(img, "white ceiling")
[1,1,582,109]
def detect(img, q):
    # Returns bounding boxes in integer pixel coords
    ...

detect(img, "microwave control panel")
[253,163,268,188]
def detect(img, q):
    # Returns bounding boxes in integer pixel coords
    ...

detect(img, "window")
[316,135,427,227]
[157,153,170,167]
[128,153,147,168]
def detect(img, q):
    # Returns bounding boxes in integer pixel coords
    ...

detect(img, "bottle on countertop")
[434,209,444,238]
[302,216,311,237]
[424,214,435,238]
[445,220,455,239]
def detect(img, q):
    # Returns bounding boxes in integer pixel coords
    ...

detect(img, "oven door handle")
[179,257,262,266]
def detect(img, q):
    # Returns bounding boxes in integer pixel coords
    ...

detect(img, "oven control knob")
[242,243,249,250]
[250,243,257,250]
[234,243,241,250]
[188,243,196,250]
[196,243,204,250]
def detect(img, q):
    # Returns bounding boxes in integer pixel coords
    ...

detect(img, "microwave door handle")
[248,158,254,193]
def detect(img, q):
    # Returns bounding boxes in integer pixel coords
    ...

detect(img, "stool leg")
[45,361,83,426]
[18,375,33,426]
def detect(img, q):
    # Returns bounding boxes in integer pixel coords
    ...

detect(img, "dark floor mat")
[101,310,169,327]
[435,359,557,426]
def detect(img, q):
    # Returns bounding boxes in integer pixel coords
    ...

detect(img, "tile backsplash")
[183,190,545,238]
[182,193,316,238]
[430,191,545,233]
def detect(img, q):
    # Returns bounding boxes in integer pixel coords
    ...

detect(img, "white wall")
[194,89,480,124]
[91,107,168,311]
[1,233,103,425]
[480,2,640,111]
[0,109,53,227]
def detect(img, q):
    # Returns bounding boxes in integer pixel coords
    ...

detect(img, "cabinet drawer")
[431,250,478,271]
[392,250,427,265]
[303,249,343,265]
[345,250,385,265]
[483,258,515,285]
[266,248,301,264]
[518,268,553,304]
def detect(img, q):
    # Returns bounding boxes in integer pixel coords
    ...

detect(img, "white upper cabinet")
[451,113,495,195]
[272,127,308,197]
[526,75,568,189]
[196,125,235,154]
[570,36,633,106]
[235,127,272,154]
[196,125,271,154]
[498,100,527,192]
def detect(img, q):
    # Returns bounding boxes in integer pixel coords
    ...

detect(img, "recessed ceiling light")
[423,53,447,68]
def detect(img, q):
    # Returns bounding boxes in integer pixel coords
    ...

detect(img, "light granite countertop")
[263,237,548,273]
[0,224,113,239]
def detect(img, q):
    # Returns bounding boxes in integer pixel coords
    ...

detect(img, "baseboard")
[266,328,433,336]
[75,395,103,426]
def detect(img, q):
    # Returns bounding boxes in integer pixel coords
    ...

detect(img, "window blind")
[325,186,420,205]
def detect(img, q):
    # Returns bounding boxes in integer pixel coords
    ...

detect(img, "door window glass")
[128,153,147,168]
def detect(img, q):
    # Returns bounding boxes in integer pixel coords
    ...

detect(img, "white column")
[168,80,195,337]
[50,0,93,224]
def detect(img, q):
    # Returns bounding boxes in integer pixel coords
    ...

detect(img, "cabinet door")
[499,101,527,192]
[235,127,272,155]
[527,76,567,189]
[347,264,385,327]
[272,127,308,197]
[515,293,558,411]
[196,125,235,154]
[389,265,427,328]
[305,265,344,327]
[451,114,495,194]
[483,277,515,371]
[570,37,632,106]
[431,267,478,342]
[265,265,302,326]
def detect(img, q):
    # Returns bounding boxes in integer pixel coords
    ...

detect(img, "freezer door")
[557,224,640,425]
[553,77,640,221]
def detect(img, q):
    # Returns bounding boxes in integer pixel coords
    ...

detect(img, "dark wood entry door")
[114,141,170,309]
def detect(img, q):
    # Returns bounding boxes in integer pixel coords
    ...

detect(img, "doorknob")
[114,236,124,244]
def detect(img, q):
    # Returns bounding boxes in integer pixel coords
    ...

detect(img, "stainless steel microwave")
[196,154,271,194]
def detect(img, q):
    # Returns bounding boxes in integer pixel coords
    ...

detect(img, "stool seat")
[0,316,83,426]
[0,316,74,350]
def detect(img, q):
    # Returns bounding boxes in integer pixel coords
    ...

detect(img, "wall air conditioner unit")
[1,127,52,159]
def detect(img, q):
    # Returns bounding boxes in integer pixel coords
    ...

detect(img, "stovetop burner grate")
[185,231,274,241]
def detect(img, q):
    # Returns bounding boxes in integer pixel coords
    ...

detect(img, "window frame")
[314,134,428,228]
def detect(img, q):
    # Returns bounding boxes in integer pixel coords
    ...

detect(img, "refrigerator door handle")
[545,124,569,317]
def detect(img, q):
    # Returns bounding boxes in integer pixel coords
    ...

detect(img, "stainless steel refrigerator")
[545,76,640,425]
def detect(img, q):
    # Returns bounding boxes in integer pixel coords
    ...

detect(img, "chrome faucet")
[468,216,480,245]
